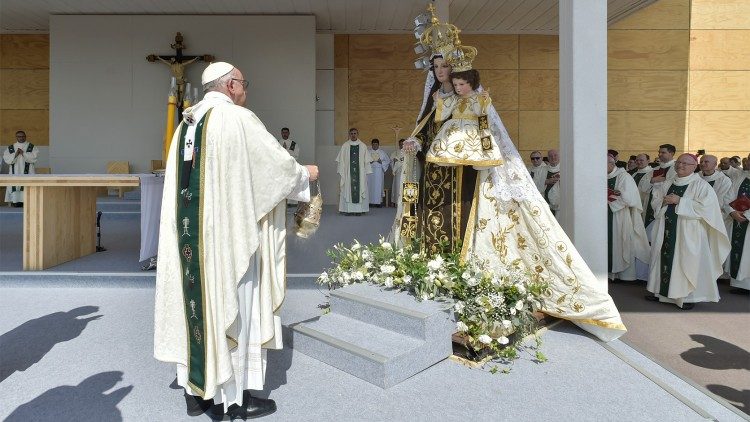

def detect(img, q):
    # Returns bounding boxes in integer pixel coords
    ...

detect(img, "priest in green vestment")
[154,62,318,419]
[726,174,750,293]
[336,128,372,214]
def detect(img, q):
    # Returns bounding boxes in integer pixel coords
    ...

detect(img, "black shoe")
[644,295,659,302]
[225,395,277,420]
[729,288,750,295]
[681,302,695,310]
[185,392,213,416]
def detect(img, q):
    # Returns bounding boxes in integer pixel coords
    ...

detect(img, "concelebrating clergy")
[154,62,319,419]
[336,127,372,215]
[646,153,730,309]
[367,138,390,207]
[726,172,750,293]
[2,130,38,207]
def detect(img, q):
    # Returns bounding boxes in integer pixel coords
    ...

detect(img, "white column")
[559,0,608,285]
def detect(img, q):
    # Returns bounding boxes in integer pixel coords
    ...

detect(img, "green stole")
[349,144,360,203]
[175,111,211,394]
[658,183,689,296]
[730,178,750,279]
[8,143,34,193]
[607,176,616,273]
[645,165,673,227]
[632,171,646,187]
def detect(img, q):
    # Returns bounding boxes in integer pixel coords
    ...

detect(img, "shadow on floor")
[705,384,750,415]
[608,279,750,313]
[680,334,750,371]
[0,306,102,383]
[4,371,132,422]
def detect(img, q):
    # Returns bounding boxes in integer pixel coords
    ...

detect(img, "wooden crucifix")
[147,32,214,114]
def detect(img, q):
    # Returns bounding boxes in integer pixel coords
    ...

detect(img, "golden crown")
[444,39,477,72]
[413,4,460,68]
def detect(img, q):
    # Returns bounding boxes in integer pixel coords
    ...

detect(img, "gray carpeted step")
[291,313,452,388]
[329,283,454,340]
[96,200,140,213]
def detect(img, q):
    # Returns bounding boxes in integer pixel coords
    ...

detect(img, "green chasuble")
[730,178,750,278]
[607,177,616,273]
[659,183,689,297]
[175,111,211,394]
[632,172,646,187]
[349,144,360,203]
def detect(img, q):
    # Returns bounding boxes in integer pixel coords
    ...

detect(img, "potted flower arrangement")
[318,238,549,364]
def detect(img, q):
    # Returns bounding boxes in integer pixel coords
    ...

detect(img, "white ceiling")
[0,0,656,34]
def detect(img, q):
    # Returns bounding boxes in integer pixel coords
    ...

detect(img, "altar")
[0,174,140,270]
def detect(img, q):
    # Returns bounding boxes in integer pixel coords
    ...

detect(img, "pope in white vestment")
[336,129,372,214]
[607,160,650,281]
[2,132,38,205]
[726,174,750,291]
[647,154,730,309]
[154,63,315,416]
[367,141,390,206]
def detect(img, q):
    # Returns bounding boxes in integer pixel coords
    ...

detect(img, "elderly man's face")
[227,69,247,106]
[281,129,290,140]
[719,157,730,170]
[635,154,649,169]
[675,154,698,177]
[530,152,543,167]
[547,150,559,165]
[700,156,717,173]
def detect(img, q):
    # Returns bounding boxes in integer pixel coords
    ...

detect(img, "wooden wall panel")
[688,111,750,151]
[461,35,519,70]
[0,109,49,146]
[497,110,519,145]
[689,30,750,70]
[518,111,559,151]
[519,35,558,69]
[608,111,687,150]
[0,35,49,69]
[348,35,415,70]
[609,0,690,30]
[334,68,349,144]
[519,70,558,111]
[348,109,416,147]
[691,0,750,29]
[348,69,424,111]
[0,69,49,109]
[689,71,750,110]
[608,30,689,70]
[479,70,518,111]
[608,70,687,110]
[334,35,349,68]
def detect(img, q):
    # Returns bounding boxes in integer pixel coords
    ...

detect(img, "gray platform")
[290,283,455,388]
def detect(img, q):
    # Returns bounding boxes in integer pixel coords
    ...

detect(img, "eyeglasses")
[530,157,542,160]
[231,78,249,89]
[676,161,697,166]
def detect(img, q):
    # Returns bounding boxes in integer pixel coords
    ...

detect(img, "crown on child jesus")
[445,39,477,72]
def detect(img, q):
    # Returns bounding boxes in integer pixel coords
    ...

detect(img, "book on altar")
[730,195,750,212]
[652,168,667,178]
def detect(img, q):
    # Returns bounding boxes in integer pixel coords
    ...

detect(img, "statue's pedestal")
[290,283,455,388]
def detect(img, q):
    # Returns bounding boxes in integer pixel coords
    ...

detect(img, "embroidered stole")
[659,183,689,296]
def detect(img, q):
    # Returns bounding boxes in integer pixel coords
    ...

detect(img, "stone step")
[329,283,454,340]
[290,313,452,388]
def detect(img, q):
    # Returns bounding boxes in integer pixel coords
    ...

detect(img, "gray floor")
[0,199,746,421]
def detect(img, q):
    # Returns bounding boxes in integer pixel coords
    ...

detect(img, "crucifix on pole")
[147,32,214,116]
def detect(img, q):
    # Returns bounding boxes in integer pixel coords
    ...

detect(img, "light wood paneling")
[688,111,750,151]
[608,70,688,110]
[519,70,558,110]
[479,70,518,111]
[608,111,687,151]
[0,35,49,69]
[497,110,519,145]
[518,111,559,151]
[348,69,425,111]
[0,69,49,109]
[348,109,416,147]
[334,34,349,68]
[348,35,416,70]
[519,35,558,69]
[609,0,690,30]
[0,109,49,146]
[691,0,750,29]
[608,30,689,70]
[334,68,349,144]
[461,35,519,70]
[689,71,750,110]
[689,30,750,70]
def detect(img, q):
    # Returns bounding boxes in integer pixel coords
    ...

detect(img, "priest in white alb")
[726,173,750,293]
[154,62,318,419]
[543,149,561,218]
[644,144,677,230]
[367,138,390,207]
[390,138,405,206]
[646,153,730,309]
[2,130,38,207]
[607,155,650,282]
[527,150,548,194]
[336,127,372,215]
[700,155,733,222]
[631,154,654,220]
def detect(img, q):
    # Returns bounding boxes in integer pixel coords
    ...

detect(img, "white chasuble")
[336,139,372,213]
[608,168,650,281]
[2,141,38,203]
[727,176,750,290]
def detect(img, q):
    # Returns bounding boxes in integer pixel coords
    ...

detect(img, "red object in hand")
[730,195,750,212]
[607,188,619,202]
[652,168,667,178]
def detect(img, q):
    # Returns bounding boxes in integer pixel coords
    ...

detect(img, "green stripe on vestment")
[175,110,211,395]
[349,144,360,203]
[659,183,689,297]
[608,177,616,273]
[730,178,750,279]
